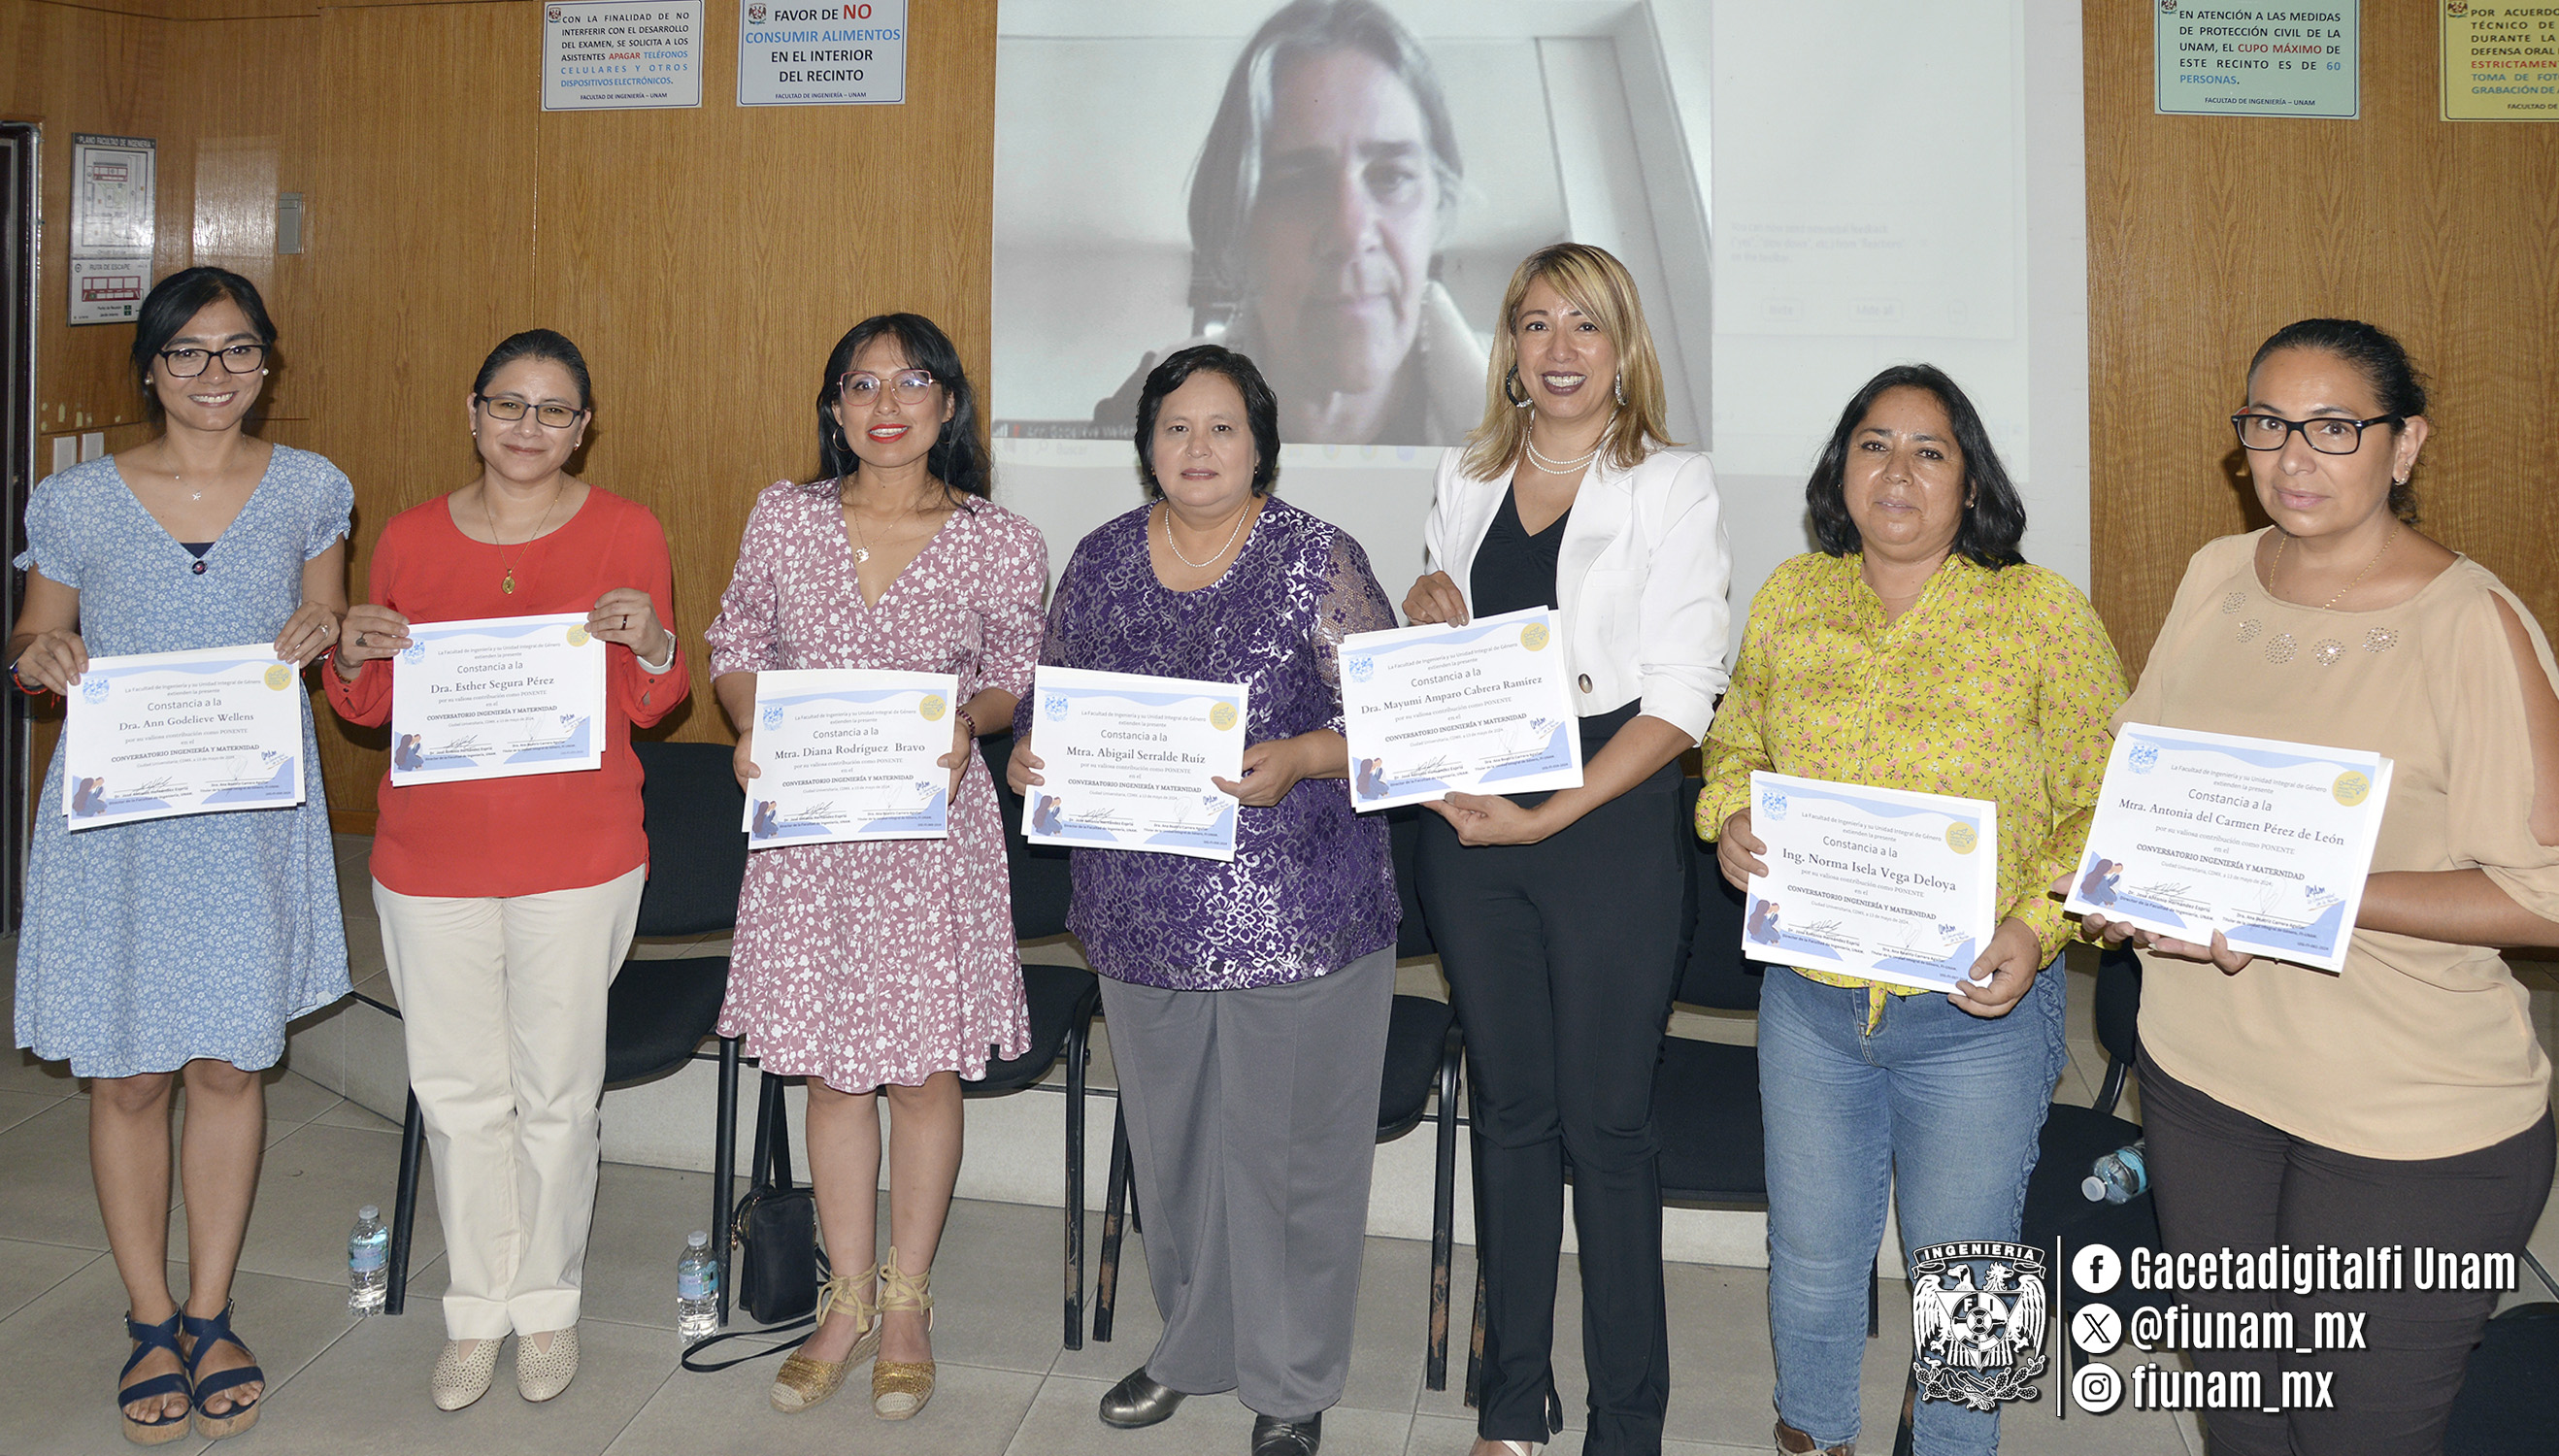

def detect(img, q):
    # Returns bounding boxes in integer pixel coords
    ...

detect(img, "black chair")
[2444,1254,2559,1456]
[973,729,1109,1350]
[373,740,751,1319]
[2020,943,2160,1320]
[1089,803,1470,1389]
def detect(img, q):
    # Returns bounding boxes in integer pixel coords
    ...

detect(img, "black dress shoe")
[1098,1367,1185,1428]
[1249,1411,1321,1455]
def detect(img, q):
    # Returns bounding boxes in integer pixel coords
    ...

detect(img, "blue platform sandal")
[116,1310,191,1446]
[180,1304,264,1440]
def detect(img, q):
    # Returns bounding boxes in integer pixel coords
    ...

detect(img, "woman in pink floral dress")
[707,314,1047,1424]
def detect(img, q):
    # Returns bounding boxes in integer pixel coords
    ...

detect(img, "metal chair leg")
[713,1037,741,1326]
[1426,1028,1461,1391]
[1062,1010,1089,1350]
[1093,1107,1132,1342]
[1464,1262,1486,1409]
[386,1089,425,1316]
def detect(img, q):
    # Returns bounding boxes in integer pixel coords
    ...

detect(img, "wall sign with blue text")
[543,0,706,112]
[738,0,908,106]
[2155,0,2360,118]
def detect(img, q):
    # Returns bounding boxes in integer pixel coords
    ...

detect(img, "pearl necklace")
[1160,500,1250,569]
[1522,413,1614,476]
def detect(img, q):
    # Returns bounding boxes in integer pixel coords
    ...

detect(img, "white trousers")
[374,865,645,1340]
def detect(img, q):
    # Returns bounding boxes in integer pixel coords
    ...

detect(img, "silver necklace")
[1160,501,1249,569]
[1523,414,1613,476]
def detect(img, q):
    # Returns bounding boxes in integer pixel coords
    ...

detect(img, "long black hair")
[814,314,988,499]
[1133,345,1282,499]
[1806,363,2027,570]
[2248,317,2427,522]
[131,267,276,414]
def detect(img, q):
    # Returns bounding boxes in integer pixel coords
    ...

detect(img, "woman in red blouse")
[327,330,686,1411]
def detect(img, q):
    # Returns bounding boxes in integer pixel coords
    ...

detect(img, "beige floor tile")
[170,1121,443,1286]
[0,1043,83,1099]
[259,1068,347,1129]
[1343,1233,1436,1414]
[0,1236,102,1324]
[882,1193,1096,1375]
[1005,1373,1410,1456]
[608,1358,1042,1456]
[579,1162,732,1334]
[309,1097,401,1134]
[237,1307,673,1456]
[0,1099,116,1249]
[0,1087,68,1136]
[0,1257,357,1456]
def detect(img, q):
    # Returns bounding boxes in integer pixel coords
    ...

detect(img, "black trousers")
[2140,1054,2556,1456]
[1416,758,1686,1454]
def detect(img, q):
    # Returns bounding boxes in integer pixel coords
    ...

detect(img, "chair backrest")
[632,740,751,940]
[979,729,1073,940]
[1677,778,1765,1011]
[1385,806,1435,959]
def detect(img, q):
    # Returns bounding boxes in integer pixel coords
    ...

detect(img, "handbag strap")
[680,1315,813,1373]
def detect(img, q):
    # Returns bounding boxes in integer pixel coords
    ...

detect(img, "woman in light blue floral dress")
[9,269,350,1444]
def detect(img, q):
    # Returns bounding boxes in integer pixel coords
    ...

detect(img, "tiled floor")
[7,901,2557,1454]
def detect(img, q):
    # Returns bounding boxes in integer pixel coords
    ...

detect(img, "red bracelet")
[954,705,979,738]
[9,660,49,698]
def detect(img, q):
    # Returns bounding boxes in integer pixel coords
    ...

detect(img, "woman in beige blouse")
[2080,318,2559,1456]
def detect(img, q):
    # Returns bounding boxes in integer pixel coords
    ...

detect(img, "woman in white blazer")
[1402,243,1731,1456]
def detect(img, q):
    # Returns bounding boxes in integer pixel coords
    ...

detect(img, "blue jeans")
[1759,964,2068,1456]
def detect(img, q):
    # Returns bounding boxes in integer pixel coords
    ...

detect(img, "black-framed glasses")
[2230,412,2402,455]
[477,395,584,429]
[840,369,937,406]
[156,343,267,378]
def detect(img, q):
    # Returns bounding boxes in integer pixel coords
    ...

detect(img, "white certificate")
[744,669,957,845]
[388,613,607,786]
[2064,723,2393,973]
[63,645,308,830]
[1744,772,2001,993]
[1024,666,1247,862]
[1338,606,1583,811]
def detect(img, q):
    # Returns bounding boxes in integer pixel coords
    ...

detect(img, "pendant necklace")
[484,486,565,595]
[1522,412,1613,476]
[2272,521,2400,611]
[1160,500,1250,570]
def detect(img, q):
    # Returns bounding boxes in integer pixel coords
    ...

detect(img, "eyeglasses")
[841,369,937,406]
[477,395,584,429]
[156,344,267,378]
[2230,412,2402,455]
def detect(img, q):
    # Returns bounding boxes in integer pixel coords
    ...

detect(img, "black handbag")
[681,1075,831,1373]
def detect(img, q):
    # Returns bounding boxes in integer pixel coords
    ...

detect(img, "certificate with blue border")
[1338,606,1582,811]
[1023,666,1246,862]
[2064,723,2393,973]
[1745,772,2000,993]
[744,668,958,845]
[387,613,607,786]
[63,644,308,829]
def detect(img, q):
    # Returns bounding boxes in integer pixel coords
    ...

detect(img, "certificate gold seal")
[1520,621,1550,651]
[1944,821,1979,854]
[1210,701,1239,731]
[918,693,947,721]
[566,626,591,647]
[2332,770,2372,807]
[262,664,292,690]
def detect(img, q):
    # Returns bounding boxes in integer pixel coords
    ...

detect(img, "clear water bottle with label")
[348,1205,388,1314]
[2082,1140,2148,1205]
[677,1231,720,1341]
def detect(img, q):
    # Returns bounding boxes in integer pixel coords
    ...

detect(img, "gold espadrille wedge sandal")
[769,1266,879,1414]
[870,1247,935,1420]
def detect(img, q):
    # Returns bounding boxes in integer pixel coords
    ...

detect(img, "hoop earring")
[1505,367,1531,408]
[1613,375,1626,407]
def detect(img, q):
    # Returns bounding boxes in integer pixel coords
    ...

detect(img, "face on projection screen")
[992,0,1715,587]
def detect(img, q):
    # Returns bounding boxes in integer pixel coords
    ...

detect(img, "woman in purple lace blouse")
[1009,347,1396,1456]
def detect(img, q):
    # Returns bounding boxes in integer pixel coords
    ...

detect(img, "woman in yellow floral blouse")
[1694,364,2123,1456]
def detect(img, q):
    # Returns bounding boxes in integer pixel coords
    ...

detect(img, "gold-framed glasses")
[841,369,937,406]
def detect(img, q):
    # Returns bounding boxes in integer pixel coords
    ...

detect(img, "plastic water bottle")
[677,1231,720,1341]
[2082,1141,2149,1204]
[348,1206,388,1314]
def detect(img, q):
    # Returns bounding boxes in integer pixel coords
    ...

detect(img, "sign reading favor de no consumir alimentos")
[738,0,907,106]
[2156,1,2360,118]
[544,0,705,112]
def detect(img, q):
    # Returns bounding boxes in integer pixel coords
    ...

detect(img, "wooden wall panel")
[302,0,540,819]
[2086,1,2559,673]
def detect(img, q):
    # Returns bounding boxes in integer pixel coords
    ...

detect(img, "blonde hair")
[1462,243,1678,480]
